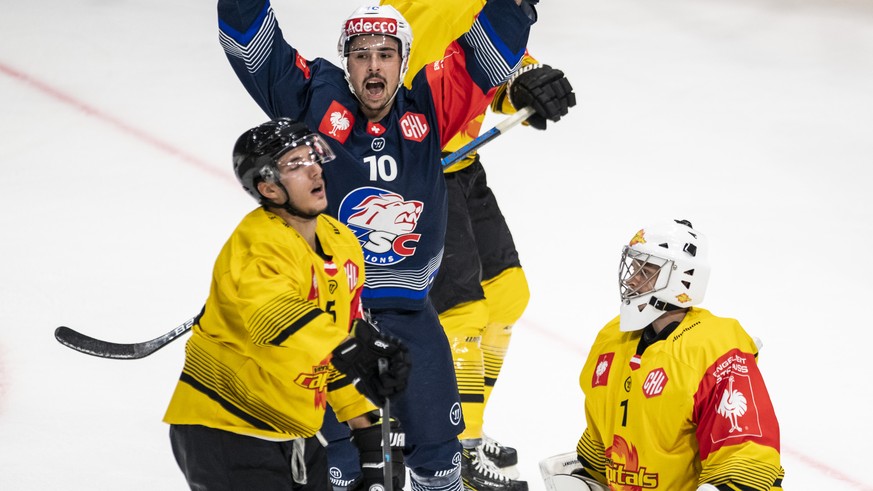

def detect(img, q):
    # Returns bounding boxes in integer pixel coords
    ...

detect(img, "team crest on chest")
[606,435,660,488]
[338,187,423,266]
[319,101,354,143]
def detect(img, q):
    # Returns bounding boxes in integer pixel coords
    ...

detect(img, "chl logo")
[399,112,429,142]
[339,187,423,266]
[344,260,360,292]
[642,368,668,398]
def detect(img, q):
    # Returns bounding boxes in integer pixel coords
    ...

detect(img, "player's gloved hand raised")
[509,64,576,130]
[350,421,406,490]
[331,319,410,406]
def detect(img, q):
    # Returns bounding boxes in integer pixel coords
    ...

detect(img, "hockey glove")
[508,64,576,130]
[350,421,406,490]
[331,319,411,406]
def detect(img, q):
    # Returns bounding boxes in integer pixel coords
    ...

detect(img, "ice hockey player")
[215,0,559,488]
[541,220,785,490]
[320,0,576,489]
[163,118,410,490]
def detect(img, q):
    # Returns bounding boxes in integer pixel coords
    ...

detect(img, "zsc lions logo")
[339,187,423,265]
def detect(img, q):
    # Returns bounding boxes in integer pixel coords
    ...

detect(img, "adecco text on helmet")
[344,17,398,37]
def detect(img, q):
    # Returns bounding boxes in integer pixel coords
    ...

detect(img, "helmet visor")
[344,34,401,57]
[619,246,672,301]
[274,133,336,172]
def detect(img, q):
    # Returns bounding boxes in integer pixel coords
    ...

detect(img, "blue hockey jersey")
[218,0,531,310]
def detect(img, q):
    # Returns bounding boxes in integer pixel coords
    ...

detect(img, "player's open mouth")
[365,79,385,97]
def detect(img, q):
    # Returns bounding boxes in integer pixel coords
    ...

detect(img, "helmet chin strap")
[648,296,681,312]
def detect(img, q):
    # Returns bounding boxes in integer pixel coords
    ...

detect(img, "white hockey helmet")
[337,5,413,84]
[618,219,710,332]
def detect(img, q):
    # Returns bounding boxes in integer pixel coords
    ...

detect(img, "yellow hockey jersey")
[383,0,536,172]
[164,208,375,440]
[576,308,784,490]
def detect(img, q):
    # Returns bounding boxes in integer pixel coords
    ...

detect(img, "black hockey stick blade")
[54,317,195,360]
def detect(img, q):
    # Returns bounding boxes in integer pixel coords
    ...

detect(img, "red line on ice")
[0,61,231,184]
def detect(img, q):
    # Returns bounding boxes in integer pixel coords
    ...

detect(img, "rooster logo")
[595,359,609,384]
[319,101,355,143]
[591,352,614,387]
[329,111,351,136]
[717,375,748,433]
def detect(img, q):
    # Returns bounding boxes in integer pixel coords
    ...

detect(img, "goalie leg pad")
[539,452,608,491]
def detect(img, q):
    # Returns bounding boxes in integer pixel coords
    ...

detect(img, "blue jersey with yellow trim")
[218,0,531,310]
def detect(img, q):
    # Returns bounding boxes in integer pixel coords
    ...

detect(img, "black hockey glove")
[350,421,406,490]
[331,319,410,406]
[509,64,576,130]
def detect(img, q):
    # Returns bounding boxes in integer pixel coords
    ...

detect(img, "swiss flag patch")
[399,112,429,142]
[592,353,614,387]
[319,101,355,144]
[367,122,386,136]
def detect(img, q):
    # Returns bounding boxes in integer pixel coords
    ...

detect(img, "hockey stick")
[54,316,195,360]
[441,106,535,167]
[378,357,394,491]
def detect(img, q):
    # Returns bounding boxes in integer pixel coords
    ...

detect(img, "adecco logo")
[344,17,398,36]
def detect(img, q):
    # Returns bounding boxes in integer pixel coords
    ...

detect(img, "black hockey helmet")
[232,118,336,203]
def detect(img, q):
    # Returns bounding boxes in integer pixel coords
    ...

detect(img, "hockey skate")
[462,446,528,491]
[481,433,518,468]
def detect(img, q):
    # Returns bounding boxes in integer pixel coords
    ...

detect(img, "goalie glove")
[331,319,411,407]
[508,64,576,130]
